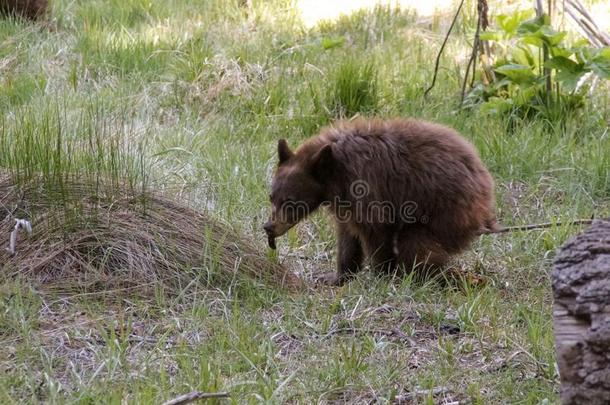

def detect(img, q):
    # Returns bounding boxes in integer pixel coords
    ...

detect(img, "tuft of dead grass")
[0,173,300,296]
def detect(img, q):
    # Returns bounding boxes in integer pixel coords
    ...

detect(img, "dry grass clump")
[0,173,299,296]
[0,0,49,20]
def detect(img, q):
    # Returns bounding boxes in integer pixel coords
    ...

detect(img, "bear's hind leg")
[396,232,449,276]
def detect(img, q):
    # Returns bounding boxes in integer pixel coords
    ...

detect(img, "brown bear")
[0,0,48,20]
[263,118,498,285]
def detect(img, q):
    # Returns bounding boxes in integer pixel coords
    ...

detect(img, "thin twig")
[483,218,595,234]
[394,387,449,402]
[460,0,483,104]
[579,18,608,46]
[564,7,604,47]
[534,0,552,100]
[565,0,610,46]
[569,0,608,41]
[480,40,496,84]
[161,391,230,405]
[478,0,495,85]
[323,326,415,344]
[424,0,466,98]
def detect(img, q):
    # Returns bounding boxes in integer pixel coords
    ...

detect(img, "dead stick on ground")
[394,387,449,402]
[161,391,230,405]
[482,219,595,235]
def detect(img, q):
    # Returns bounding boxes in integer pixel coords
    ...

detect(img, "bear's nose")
[263,222,274,234]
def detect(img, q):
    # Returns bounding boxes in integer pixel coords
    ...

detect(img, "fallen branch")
[323,326,414,343]
[482,218,595,235]
[394,386,449,403]
[161,391,230,405]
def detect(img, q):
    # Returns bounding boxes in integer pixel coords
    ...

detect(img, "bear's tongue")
[268,234,277,250]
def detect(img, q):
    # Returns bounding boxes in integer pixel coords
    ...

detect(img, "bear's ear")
[278,139,294,165]
[310,143,333,178]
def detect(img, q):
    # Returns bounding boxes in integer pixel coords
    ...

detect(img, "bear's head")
[263,139,333,243]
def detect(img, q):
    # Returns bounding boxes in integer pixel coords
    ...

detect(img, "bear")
[0,0,48,20]
[263,118,498,285]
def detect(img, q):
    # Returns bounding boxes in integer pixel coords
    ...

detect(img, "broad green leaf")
[519,24,566,47]
[495,63,537,84]
[546,57,587,90]
[480,31,502,41]
[522,34,544,47]
[514,85,540,106]
[497,10,534,37]
[572,38,590,48]
[589,47,610,79]
[550,46,571,58]
[545,56,582,72]
[481,96,514,115]
[545,57,589,91]
[511,45,536,67]
[539,26,567,46]
[515,15,566,47]
[555,69,588,91]
[573,47,592,64]
[517,16,548,35]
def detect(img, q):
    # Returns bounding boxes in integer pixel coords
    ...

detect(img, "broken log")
[552,219,610,404]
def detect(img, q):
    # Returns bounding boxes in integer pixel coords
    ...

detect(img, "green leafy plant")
[466,10,610,120]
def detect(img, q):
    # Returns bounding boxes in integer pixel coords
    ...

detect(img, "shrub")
[465,10,610,121]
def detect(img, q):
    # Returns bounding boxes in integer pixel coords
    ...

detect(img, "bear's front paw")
[314,272,348,287]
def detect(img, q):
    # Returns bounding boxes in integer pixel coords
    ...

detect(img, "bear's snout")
[263,221,275,235]
[263,219,293,238]
[263,221,277,249]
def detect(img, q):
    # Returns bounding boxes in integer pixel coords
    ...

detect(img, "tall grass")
[327,57,379,118]
[0,103,149,199]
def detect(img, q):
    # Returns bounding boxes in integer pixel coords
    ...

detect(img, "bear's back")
[310,118,496,244]
[315,118,489,195]
[318,118,477,163]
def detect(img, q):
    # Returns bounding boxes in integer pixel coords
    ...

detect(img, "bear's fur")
[264,118,498,285]
[1,0,48,20]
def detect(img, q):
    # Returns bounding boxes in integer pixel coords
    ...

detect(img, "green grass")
[327,57,379,118]
[1,0,609,403]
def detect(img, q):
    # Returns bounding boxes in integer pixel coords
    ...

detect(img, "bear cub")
[264,118,498,285]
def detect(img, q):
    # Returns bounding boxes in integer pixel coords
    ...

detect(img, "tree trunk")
[552,219,610,404]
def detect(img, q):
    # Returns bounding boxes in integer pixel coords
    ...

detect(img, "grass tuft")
[0,173,299,297]
[327,57,379,118]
